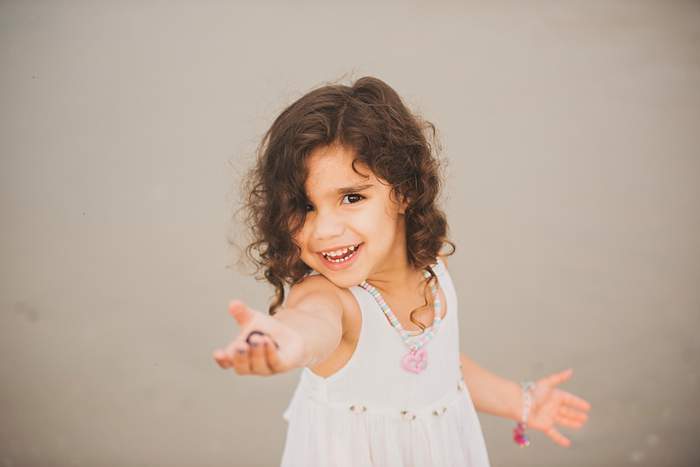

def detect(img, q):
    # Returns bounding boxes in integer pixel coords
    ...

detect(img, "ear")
[398,193,409,214]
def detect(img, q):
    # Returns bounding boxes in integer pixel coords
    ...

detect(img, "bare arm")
[443,256,591,446]
[273,276,344,368]
[213,275,344,375]
[441,255,521,419]
[460,353,521,420]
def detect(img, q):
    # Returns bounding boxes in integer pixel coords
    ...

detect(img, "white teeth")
[321,244,359,263]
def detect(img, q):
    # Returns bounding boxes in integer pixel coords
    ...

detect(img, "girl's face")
[293,144,408,288]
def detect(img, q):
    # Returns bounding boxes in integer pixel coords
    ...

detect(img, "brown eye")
[342,194,364,204]
[305,203,314,212]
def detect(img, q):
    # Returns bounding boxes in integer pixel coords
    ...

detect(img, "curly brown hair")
[237,76,455,326]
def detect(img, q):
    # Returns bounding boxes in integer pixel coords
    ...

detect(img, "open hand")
[212,300,306,376]
[526,368,591,447]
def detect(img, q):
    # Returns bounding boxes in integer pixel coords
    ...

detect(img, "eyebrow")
[336,183,374,195]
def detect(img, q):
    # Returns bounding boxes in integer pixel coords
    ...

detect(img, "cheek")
[293,224,312,254]
[367,200,400,226]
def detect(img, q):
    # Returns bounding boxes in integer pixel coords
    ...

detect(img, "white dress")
[280,258,491,467]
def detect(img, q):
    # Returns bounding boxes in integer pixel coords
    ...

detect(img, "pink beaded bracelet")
[513,381,535,447]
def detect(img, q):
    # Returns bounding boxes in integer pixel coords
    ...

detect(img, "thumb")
[228,300,254,326]
[547,368,574,387]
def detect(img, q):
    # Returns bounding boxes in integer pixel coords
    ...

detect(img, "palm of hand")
[526,369,591,447]
[213,301,307,375]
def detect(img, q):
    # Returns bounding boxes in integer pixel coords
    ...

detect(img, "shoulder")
[287,273,344,308]
[286,274,359,339]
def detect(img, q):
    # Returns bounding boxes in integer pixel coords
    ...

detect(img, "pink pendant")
[402,348,428,373]
[513,422,530,447]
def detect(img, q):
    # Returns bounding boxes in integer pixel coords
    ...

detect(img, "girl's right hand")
[212,300,307,376]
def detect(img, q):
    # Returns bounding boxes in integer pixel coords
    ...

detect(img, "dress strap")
[431,257,447,277]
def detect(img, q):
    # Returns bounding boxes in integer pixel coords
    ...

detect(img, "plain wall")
[1,1,699,466]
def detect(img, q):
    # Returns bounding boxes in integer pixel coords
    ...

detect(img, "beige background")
[1,1,699,466]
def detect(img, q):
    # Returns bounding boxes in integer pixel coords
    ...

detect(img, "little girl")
[213,76,591,467]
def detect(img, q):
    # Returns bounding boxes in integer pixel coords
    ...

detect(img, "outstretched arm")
[459,353,521,420]
[213,275,344,375]
[459,353,591,447]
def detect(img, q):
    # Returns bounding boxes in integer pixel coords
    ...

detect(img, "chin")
[327,274,363,289]
[308,266,364,289]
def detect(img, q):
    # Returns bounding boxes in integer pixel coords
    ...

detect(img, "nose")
[311,209,345,242]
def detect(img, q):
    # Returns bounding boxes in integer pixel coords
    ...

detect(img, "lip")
[317,243,363,271]
[317,243,360,254]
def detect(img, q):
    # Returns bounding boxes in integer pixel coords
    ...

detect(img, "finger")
[564,392,592,412]
[245,330,279,350]
[545,427,571,448]
[213,349,231,369]
[246,330,266,345]
[229,300,254,326]
[231,344,252,375]
[248,334,272,375]
[264,336,284,372]
[554,413,586,430]
[545,368,574,387]
[559,406,589,424]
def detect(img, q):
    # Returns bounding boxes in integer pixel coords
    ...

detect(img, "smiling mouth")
[319,243,362,263]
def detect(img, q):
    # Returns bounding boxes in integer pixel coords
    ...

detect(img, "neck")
[367,264,421,297]
[364,219,425,297]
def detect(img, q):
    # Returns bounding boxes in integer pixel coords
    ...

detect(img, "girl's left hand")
[526,368,591,447]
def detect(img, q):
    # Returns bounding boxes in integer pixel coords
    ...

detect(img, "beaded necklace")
[358,268,442,374]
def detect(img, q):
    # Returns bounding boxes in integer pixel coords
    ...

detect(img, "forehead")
[304,145,373,196]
